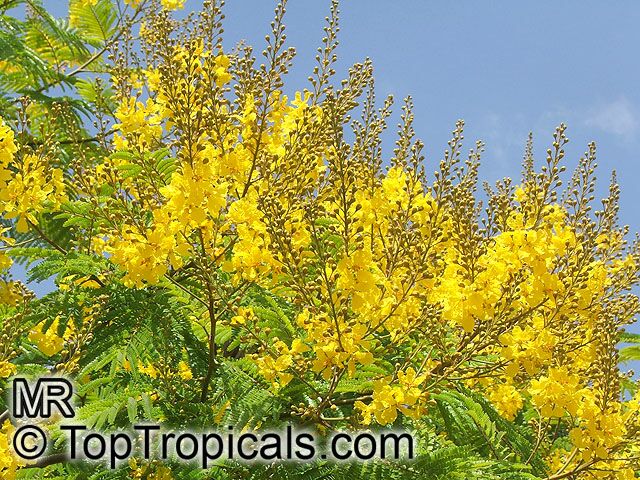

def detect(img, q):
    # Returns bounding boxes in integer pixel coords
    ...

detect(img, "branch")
[546,458,596,480]
[27,220,67,254]
[23,453,69,469]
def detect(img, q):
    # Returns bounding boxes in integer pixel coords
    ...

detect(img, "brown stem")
[199,276,218,403]
[23,453,69,469]
[27,220,66,254]
[545,460,596,480]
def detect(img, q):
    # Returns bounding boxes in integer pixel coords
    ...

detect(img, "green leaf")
[127,396,137,423]
[69,0,118,46]
[116,163,143,179]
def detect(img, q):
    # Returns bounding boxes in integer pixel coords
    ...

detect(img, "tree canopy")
[1,1,640,479]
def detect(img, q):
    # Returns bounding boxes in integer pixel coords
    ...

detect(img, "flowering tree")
[1,0,640,478]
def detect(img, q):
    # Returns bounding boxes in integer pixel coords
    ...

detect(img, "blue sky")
[21,2,640,332]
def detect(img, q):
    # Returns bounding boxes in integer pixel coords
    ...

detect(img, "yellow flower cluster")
[230,306,255,326]
[499,315,556,377]
[486,383,523,421]
[355,368,427,425]
[254,338,309,389]
[225,191,278,283]
[124,0,181,10]
[123,358,192,381]
[529,366,582,417]
[0,227,13,271]
[0,118,66,232]
[113,98,164,152]
[0,281,20,306]
[129,458,174,479]
[296,309,374,380]
[433,207,574,333]
[105,44,324,289]
[177,361,192,380]
[160,0,185,10]
[109,210,190,288]
[28,317,73,356]
[0,361,16,379]
[0,118,17,164]
[0,421,22,479]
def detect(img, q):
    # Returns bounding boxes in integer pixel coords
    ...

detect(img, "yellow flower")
[0,421,23,478]
[29,317,69,356]
[514,186,527,203]
[143,68,162,92]
[0,281,20,306]
[487,383,523,421]
[335,247,382,312]
[230,306,255,326]
[356,368,427,426]
[161,0,185,10]
[138,362,158,378]
[529,366,583,418]
[108,208,190,288]
[0,118,18,165]
[212,53,231,86]
[0,153,67,232]
[0,361,16,378]
[113,97,164,151]
[177,361,192,380]
[129,459,174,479]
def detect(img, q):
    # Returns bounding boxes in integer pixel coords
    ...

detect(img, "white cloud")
[585,97,638,138]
